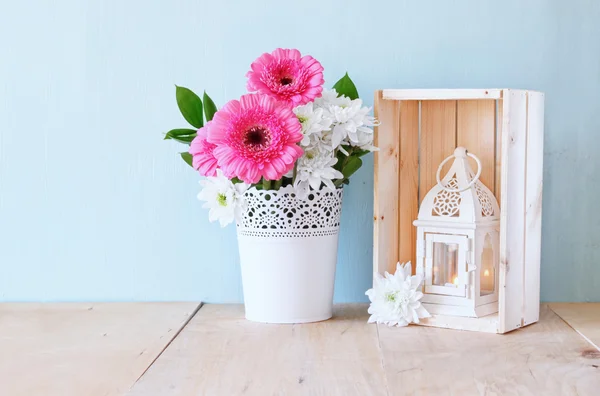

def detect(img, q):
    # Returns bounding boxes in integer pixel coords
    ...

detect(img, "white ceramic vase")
[236,185,344,324]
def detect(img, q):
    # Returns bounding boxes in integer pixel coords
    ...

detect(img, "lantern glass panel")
[480,234,495,296]
[432,242,459,287]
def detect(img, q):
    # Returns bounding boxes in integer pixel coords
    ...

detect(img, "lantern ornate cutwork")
[414,147,500,317]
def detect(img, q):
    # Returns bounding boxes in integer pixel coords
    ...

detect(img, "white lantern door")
[424,233,469,297]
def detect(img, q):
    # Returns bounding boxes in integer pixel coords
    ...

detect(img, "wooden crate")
[373,89,544,333]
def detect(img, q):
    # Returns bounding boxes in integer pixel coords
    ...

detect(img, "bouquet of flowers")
[165,48,378,226]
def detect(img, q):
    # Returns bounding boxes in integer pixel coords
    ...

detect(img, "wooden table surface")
[1,303,599,395]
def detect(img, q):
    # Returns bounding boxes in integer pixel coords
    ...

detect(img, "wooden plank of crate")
[417,312,499,333]
[373,91,400,274]
[378,304,600,395]
[495,99,503,203]
[127,304,387,396]
[523,92,545,327]
[0,302,199,396]
[419,100,457,204]
[549,303,600,351]
[383,89,502,101]
[456,100,496,193]
[498,90,528,333]
[398,101,419,270]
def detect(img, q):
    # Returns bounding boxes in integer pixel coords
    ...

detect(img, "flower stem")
[262,178,272,190]
[292,163,298,184]
[273,178,282,190]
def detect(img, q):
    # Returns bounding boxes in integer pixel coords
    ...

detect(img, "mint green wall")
[1,1,598,302]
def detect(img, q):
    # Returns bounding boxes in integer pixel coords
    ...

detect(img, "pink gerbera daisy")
[246,48,324,107]
[208,94,303,184]
[189,121,219,177]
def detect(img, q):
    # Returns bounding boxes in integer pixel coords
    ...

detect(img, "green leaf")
[175,86,204,128]
[180,152,194,168]
[341,155,363,179]
[164,128,197,144]
[334,148,347,172]
[332,73,359,100]
[203,91,218,122]
[353,148,371,158]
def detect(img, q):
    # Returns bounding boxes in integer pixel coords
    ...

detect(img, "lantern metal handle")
[435,150,482,193]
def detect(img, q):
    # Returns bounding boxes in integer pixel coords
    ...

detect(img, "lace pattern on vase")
[432,178,461,217]
[237,186,343,237]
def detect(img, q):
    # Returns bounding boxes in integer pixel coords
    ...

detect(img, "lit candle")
[445,276,460,288]
[482,268,493,291]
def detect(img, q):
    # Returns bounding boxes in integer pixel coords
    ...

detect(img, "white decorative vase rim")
[237,185,344,238]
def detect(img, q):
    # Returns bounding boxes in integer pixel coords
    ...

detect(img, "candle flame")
[452,276,459,285]
[484,269,490,277]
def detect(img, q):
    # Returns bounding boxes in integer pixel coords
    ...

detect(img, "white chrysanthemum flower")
[294,148,343,198]
[365,262,431,327]
[326,99,379,150]
[313,88,352,107]
[294,102,333,147]
[197,169,249,227]
[348,123,378,151]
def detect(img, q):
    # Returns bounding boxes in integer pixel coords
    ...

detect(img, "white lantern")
[414,147,500,317]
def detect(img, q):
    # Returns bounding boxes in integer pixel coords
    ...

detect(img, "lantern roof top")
[415,147,500,226]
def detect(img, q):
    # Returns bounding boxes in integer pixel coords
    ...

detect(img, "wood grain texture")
[495,99,503,203]
[383,89,502,100]
[398,101,419,269]
[374,90,401,274]
[125,304,600,395]
[457,100,496,193]
[498,90,528,333]
[417,312,499,333]
[127,304,387,396]
[378,305,600,395]
[524,92,545,326]
[419,100,457,203]
[550,303,600,351]
[0,302,199,396]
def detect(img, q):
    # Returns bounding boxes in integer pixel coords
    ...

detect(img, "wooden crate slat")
[498,90,529,333]
[398,101,420,269]
[495,100,503,203]
[383,89,502,101]
[419,100,457,204]
[523,92,545,326]
[373,91,400,274]
[457,100,496,193]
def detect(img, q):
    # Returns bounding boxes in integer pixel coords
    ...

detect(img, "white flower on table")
[365,262,431,327]
[197,169,249,227]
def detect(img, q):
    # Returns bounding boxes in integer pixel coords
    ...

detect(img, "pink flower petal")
[208,93,303,183]
[189,122,219,177]
[245,48,324,106]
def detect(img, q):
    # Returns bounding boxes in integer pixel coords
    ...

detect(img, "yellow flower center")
[217,193,228,207]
